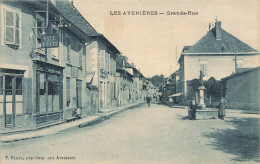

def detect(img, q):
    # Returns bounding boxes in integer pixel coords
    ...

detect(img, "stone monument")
[198,71,206,110]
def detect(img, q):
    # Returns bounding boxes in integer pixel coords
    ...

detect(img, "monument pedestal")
[198,85,206,110]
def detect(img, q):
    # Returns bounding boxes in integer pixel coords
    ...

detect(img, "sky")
[73,0,260,78]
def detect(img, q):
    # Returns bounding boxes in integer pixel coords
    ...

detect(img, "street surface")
[1,103,259,164]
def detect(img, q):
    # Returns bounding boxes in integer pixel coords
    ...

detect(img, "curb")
[1,102,145,143]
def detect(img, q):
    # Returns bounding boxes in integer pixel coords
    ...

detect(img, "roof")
[90,35,121,54]
[221,67,260,81]
[185,27,257,53]
[55,0,98,36]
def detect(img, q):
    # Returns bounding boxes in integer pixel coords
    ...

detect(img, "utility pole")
[235,51,237,73]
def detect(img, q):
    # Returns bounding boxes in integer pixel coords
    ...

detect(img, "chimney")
[215,21,221,40]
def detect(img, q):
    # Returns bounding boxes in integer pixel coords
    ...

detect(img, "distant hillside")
[149,75,165,87]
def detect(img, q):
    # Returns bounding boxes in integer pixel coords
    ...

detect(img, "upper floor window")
[51,24,59,59]
[78,43,83,67]
[199,60,208,76]
[2,6,21,47]
[99,50,105,70]
[66,37,71,63]
[237,59,244,68]
[106,53,110,71]
[35,14,45,54]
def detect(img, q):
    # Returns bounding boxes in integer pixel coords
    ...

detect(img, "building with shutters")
[86,35,120,111]
[0,0,95,128]
[177,20,260,104]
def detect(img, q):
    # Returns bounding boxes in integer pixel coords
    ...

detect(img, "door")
[1,75,23,127]
[76,80,82,108]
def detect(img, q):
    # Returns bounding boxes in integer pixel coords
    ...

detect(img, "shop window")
[5,76,12,95]
[40,73,46,95]
[52,74,59,95]
[16,77,22,95]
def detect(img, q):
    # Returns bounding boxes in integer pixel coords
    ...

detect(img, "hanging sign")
[41,34,59,48]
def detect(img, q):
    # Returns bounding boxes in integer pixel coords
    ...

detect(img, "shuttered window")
[105,52,108,71]
[78,44,83,67]
[107,53,110,71]
[66,38,71,63]
[99,50,105,70]
[200,64,207,76]
[4,8,20,46]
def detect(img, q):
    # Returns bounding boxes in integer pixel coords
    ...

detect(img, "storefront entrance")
[0,69,24,127]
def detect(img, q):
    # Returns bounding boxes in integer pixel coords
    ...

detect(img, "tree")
[190,77,222,104]
[150,74,165,87]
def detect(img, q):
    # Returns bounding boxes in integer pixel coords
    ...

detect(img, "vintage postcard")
[0,0,259,163]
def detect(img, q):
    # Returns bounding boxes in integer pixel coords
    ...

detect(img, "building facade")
[178,20,260,103]
[0,0,94,128]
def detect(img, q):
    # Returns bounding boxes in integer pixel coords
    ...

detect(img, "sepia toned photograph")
[0,0,259,163]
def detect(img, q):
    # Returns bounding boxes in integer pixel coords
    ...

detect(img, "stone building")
[0,0,94,128]
[177,20,260,103]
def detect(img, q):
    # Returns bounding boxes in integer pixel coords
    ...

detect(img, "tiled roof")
[185,27,258,53]
[55,0,98,36]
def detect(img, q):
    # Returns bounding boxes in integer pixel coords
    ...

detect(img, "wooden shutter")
[15,12,20,45]
[204,64,207,76]
[100,50,105,70]
[79,51,83,67]
[105,52,108,70]
[5,9,15,45]
[108,54,110,72]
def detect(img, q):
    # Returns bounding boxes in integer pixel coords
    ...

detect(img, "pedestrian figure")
[218,97,227,120]
[169,97,174,107]
[189,97,197,120]
[146,96,151,107]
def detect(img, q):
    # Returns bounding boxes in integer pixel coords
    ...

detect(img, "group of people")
[189,97,227,120]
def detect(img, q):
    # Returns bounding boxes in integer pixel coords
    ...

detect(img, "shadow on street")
[203,117,260,162]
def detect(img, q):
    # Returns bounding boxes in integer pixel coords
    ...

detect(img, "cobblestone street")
[1,103,259,164]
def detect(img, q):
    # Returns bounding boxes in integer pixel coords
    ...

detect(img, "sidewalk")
[1,101,145,143]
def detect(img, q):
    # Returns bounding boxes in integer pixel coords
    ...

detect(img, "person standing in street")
[169,97,174,107]
[189,97,197,120]
[218,97,227,120]
[146,96,151,107]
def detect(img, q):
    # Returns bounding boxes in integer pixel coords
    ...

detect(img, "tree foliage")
[150,74,165,87]
[190,77,222,98]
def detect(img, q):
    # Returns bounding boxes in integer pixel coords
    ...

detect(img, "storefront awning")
[169,93,182,97]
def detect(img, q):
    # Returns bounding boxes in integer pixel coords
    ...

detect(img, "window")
[35,14,45,54]
[106,53,110,71]
[66,38,71,63]
[51,24,59,59]
[3,7,21,46]
[66,77,70,107]
[237,59,243,68]
[105,53,108,70]
[99,50,105,70]
[39,73,46,95]
[199,60,208,76]
[78,44,82,67]
[0,76,3,95]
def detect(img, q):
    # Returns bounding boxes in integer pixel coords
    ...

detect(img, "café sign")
[41,34,59,48]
